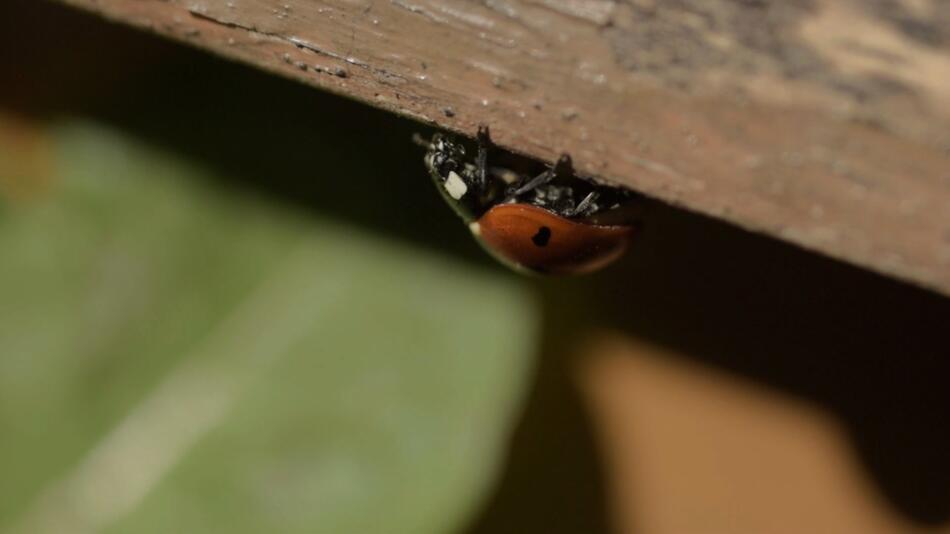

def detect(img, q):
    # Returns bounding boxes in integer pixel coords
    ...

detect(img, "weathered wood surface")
[55,0,950,295]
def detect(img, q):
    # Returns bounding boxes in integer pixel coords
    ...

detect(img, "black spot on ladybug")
[532,226,552,247]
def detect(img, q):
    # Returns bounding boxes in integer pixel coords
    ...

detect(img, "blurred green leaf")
[0,120,537,534]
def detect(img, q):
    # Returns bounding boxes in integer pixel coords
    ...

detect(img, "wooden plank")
[55,0,950,295]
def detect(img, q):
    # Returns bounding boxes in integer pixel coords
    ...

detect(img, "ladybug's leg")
[565,191,599,217]
[474,126,492,194]
[476,125,492,146]
[506,168,555,199]
[504,154,568,200]
[552,154,573,175]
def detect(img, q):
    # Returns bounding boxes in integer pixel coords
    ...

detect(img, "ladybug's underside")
[422,128,631,224]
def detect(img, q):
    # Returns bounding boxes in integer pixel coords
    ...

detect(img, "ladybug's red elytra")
[417,126,638,275]
[472,204,632,275]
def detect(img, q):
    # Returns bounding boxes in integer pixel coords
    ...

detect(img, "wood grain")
[55,0,950,294]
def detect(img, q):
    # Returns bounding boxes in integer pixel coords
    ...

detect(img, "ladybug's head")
[423,135,467,180]
[422,134,486,221]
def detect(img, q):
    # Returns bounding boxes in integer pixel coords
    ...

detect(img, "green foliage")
[0,121,537,534]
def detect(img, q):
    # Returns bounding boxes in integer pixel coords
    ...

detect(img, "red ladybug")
[418,126,637,275]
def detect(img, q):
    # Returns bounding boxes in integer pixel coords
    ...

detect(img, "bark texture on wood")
[56,0,950,295]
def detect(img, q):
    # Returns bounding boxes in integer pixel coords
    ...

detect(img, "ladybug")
[417,126,637,275]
